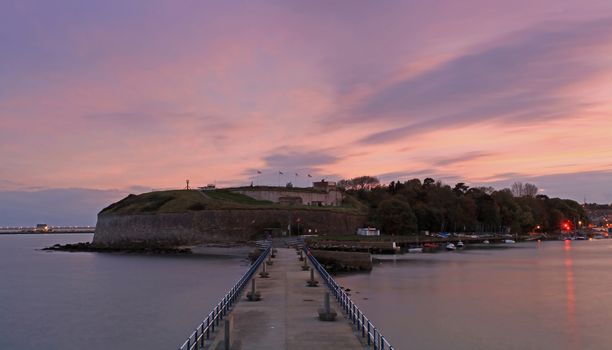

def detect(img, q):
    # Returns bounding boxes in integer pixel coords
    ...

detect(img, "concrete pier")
[208,248,366,349]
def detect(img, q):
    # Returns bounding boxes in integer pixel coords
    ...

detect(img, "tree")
[337,179,350,190]
[388,181,396,194]
[377,198,417,234]
[414,203,442,232]
[338,176,381,191]
[523,183,539,197]
[353,176,381,191]
[453,182,470,195]
[511,182,524,197]
[338,175,583,235]
[511,182,538,197]
[423,177,435,187]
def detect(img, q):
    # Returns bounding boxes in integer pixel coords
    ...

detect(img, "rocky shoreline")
[42,242,192,254]
[310,249,373,272]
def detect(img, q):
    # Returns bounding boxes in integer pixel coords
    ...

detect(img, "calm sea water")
[0,234,249,350]
[336,240,612,350]
[4,235,612,350]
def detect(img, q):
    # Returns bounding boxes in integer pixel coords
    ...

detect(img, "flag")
[279,171,284,175]
[256,170,262,174]
[307,174,312,178]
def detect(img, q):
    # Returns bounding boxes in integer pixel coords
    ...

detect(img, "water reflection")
[564,240,580,349]
[337,241,612,350]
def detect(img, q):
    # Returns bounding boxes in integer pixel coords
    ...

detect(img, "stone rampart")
[231,188,343,206]
[93,208,366,248]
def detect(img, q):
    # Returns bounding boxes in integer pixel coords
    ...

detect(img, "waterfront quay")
[183,246,377,349]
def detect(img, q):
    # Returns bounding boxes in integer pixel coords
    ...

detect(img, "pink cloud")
[1,1,612,206]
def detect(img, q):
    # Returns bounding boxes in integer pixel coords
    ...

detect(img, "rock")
[41,242,192,254]
[309,250,373,272]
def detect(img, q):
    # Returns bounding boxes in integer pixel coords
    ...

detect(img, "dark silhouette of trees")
[377,198,417,234]
[511,182,539,197]
[340,176,586,234]
[338,176,381,191]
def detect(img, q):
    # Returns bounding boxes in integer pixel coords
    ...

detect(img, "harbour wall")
[93,209,366,248]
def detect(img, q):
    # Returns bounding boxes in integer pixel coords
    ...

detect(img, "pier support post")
[246,279,261,301]
[306,268,319,287]
[318,292,337,321]
[259,261,270,278]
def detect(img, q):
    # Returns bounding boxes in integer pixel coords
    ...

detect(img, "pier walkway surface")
[208,247,367,350]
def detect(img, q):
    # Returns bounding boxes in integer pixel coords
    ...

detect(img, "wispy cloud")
[356,18,612,144]
[375,169,441,183]
[431,151,495,167]
[263,149,340,169]
[2,0,612,216]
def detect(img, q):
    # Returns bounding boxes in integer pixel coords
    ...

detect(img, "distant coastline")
[0,228,95,235]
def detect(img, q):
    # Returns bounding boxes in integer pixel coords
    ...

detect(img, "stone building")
[230,181,343,206]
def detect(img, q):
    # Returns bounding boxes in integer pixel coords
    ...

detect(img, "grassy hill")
[100,189,366,215]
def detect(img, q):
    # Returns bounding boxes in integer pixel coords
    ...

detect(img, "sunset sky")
[2,0,612,225]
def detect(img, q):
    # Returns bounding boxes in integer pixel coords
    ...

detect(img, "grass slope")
[100,189,366,215]
[100,190,209,214]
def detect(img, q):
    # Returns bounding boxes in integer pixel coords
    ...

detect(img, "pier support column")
[318,292,337,321]
[259,261,270,278]
[246,279,261,301]
[306,268,319,287]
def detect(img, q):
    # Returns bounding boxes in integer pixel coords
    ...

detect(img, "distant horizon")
[1,175,609,227]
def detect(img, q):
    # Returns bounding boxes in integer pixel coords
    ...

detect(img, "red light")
[562,221,572,231]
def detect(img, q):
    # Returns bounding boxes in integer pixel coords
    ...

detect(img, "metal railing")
[303,245,395,350]
[178,243,271,350]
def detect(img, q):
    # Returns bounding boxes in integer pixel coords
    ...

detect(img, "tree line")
[340,176,587,235]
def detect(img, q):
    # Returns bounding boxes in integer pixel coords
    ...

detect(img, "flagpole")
[255,170,262,187]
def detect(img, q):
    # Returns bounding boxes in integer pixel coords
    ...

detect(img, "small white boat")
[456,241,464,248]
[408,247,423,253]
[504,239,516,244]
[445,243,457,251]
[482,240,490,244]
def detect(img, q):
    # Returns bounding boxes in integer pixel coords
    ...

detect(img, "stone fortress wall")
[93,208,366,248]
